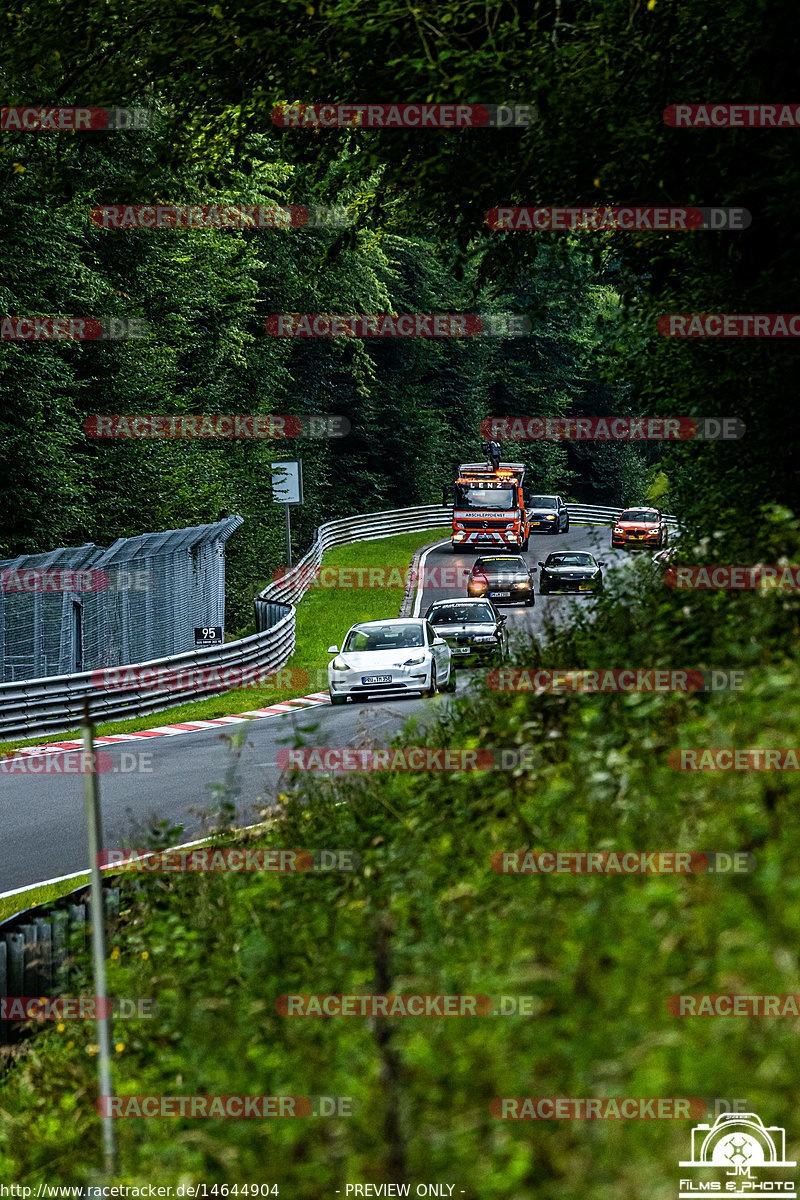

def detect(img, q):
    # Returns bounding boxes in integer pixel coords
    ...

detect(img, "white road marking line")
[412,538,451,616]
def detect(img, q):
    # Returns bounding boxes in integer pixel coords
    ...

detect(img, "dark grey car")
[528,494,569,534]
[538,551,605,595]
[424,598,507,666]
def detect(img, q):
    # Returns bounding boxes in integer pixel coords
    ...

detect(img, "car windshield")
[546,553,594,567]
[343,623,424,652]
[529,496,557,508]
[474,558,526,577]
[620,510,657,522]
[429,604,495,624]
[455,485,516,510]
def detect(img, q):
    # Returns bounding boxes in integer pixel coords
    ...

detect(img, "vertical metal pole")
[285,503,292,568]
[82,701,117,1176]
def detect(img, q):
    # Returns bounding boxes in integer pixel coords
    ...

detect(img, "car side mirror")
[537,561,545,568]
[442,486,450,504]
[327,645,339,654]
[497,615,507,623]
[433,637,446,646]
[597,561,607,567]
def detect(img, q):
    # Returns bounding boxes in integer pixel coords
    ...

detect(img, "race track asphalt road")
[0,523,637,893]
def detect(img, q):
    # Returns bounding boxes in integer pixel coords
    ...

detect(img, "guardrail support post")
[82,701,117,1177]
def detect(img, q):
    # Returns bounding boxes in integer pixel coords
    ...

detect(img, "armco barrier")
[0,502,674,741]
[256,503,677,615]
[256,503,453,611]
[0,605,295,741]
[0,504,452,741]
[0,880,121,1045]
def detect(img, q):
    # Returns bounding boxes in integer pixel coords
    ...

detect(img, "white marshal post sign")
[271,461,303,567]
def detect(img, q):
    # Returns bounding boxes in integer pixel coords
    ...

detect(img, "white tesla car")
[327,617,455,705]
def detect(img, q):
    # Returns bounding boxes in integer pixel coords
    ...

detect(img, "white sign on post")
[271,460,303,505]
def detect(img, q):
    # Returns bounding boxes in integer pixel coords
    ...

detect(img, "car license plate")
[362,675,391,684]
[489,591,508,597]
[453,646,471,655]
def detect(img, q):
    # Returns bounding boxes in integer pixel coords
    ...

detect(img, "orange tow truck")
[444,461,530,553]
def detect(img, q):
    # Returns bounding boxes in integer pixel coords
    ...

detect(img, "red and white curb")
[3,692,331,761]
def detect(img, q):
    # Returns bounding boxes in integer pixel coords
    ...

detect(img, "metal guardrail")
[0,505,452,741]
[256,504,453,610]
[567,504,678,528]
[0,880,122,1044]
[256,503,677,614]
[1,502,674,741]
[0,607,295,741]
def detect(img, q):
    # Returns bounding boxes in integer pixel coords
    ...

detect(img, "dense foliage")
[1,0,799,1189]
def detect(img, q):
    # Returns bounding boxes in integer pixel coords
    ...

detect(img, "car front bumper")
[541,577,600,592]
[445,640,503,664]
[328,664,433,698]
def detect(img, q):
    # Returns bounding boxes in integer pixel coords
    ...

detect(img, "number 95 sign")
[195,626,223,647]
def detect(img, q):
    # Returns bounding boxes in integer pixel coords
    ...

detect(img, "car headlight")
[513,581,528,589]
[454,532,465,541]
[404,654,426,665]
[455,522,463,530]
[545,514,556,520]
[331,656,349,671]
[473,635,497,643]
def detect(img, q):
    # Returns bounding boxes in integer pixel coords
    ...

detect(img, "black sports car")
[538,551,605,595]
[464,555,535,606]
[424,598,507,666]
